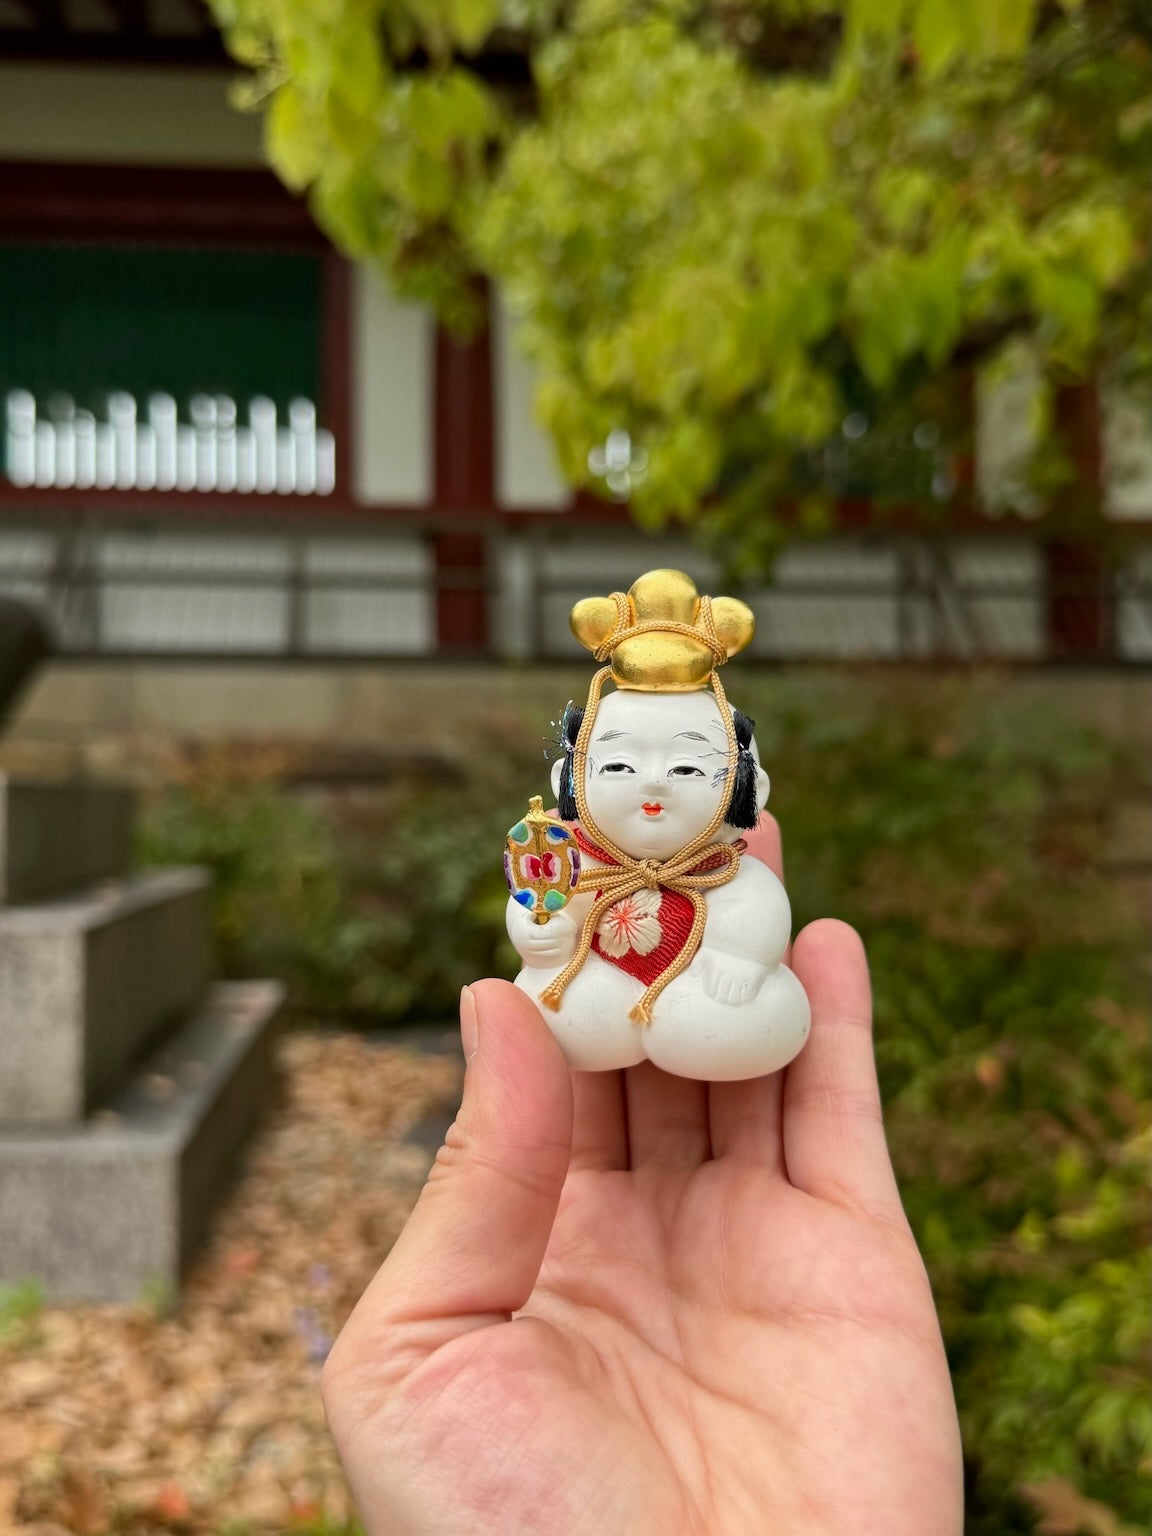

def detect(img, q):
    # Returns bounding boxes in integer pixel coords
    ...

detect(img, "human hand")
[322,818,964,1536]
[508,902,581,968]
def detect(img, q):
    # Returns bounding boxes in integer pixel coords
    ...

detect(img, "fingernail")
[459,985,478,1064]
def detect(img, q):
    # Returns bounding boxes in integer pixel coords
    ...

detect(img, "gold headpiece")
[570,569,755,691]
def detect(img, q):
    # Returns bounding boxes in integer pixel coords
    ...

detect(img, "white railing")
[0,520,1145,661]
[4,390,336,496]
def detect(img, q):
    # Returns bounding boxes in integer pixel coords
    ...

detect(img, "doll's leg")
[644,961,810,1082]
[514,962,647,1072]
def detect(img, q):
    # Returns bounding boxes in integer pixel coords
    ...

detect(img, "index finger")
[783,920,902,1219]
[742,812,783,880]
[709,811,788,1166]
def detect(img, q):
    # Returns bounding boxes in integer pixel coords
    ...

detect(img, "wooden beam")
[0,1,228,62]
[430,531,491,653]
[433,298,494,511]
[0,161,322,246]
[183,0,217,37]
[320,251,354,503]
[4,0,41,25]
[104,0,149,35]
[23,0,64,30]
[431,287,494,650]
[1044,379,1113,661]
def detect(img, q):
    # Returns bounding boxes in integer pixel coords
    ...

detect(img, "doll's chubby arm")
[506,895,583,969]
[693,857,793,1003]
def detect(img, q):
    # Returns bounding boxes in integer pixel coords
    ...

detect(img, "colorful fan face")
[505,796,581,923]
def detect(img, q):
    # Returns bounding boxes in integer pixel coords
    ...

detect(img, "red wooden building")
[1,0,1148,663]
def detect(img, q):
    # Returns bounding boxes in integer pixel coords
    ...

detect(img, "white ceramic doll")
[503,568,810,1083]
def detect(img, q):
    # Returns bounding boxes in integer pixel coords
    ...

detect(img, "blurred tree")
[209,0,1150,551]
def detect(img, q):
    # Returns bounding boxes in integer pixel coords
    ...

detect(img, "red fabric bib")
[572,827,743,988]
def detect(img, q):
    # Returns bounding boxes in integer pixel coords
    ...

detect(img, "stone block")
[0,980,283,1303]
[0,868,213,1125]
[0,776,135,904]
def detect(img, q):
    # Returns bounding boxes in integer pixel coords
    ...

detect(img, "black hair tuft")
[557,702,584,822]
[725,708,759,830]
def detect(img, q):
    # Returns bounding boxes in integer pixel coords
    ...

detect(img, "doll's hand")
[324,817,963,1536]
[694,946,770,1005]
[511,906,580,968]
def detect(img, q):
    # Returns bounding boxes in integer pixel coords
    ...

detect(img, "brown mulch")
[0,1034,463,1536]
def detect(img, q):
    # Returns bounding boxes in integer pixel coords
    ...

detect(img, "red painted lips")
[641,802,663,816]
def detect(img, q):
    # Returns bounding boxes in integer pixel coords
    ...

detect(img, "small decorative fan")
[504,795,580,925]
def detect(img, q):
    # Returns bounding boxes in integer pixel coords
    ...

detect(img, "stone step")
[0,868,213,1125]
[0,775,135,904]
[0,979,284,1303]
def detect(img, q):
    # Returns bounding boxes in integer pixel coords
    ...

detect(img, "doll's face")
[551,689,767,860]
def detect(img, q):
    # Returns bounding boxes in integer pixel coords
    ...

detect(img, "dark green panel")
[0,243,321,424]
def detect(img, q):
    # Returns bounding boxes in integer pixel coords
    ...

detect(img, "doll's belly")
[516,944,810,1082]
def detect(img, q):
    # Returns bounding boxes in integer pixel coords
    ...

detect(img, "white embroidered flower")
[596,888,663,959]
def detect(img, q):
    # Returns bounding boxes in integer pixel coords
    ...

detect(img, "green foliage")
[215,1522,364,1536]
[287,1517,365,1536]
[0,1279,44,1350]
[209,0,1150,543]
[140,678,1149,1528]
[137,748,521,1024]
[138,1274,180,1321]
[139,777,394,1017]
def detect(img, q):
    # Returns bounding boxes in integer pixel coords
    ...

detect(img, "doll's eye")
[600,761,634,775]
[670,765,705,778]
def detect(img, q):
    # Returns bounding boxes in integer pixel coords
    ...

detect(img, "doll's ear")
[755,764,770,812]
[550,758,565,800]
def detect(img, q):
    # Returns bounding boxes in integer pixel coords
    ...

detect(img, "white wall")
[493,533,1054,662]
[1104,389,1152,521]
[0,529,433,654]
[977,351,1152,522]
[492,290,569,511]
[303,535,433,653]
[0,522,1143,659]
[350,267,434,507]
[97,533,290,652]
[0,63,264,166]
[976,355,1043,518]
[751,543,903,659]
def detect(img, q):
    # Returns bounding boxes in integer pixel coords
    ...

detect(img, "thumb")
[326,979,574,1387]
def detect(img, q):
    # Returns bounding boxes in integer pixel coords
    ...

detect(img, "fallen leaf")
[0,1471,22,1524]
[59,1464,109,1536]
[0,1036,459,1536]
[1023,1477,1146,1536]
[150,1479,191,1523]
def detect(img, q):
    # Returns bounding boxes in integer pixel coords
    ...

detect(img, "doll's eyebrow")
[673,731,710,741]
[595,729,630,742]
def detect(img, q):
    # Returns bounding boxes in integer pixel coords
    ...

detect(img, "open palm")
[322,821,963,1535]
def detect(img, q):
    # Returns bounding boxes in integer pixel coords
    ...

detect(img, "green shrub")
[0,1279,44,1350]
[139,777,396,1016]
[749,677,1150,1531]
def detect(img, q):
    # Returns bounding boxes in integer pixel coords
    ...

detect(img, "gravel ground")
[0,1032,463,1534]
